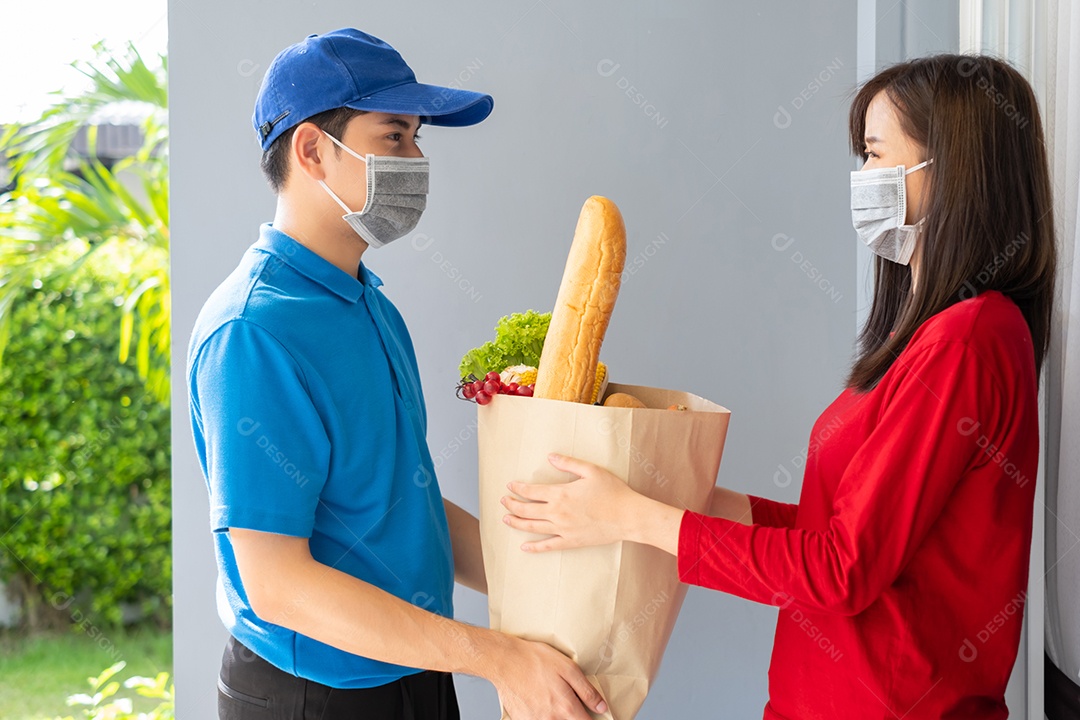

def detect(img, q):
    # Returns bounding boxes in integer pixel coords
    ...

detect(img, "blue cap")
[253,28,494,150]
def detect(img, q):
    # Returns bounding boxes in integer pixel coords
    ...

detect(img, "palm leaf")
[1,41,166,178]
[0,41,169,399]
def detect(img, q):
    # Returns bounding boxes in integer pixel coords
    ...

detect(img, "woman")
[502,55,1057,719]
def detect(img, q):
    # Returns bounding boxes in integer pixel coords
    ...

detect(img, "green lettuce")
[459,310,551,380]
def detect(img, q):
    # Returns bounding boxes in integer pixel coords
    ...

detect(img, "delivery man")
[187,28,608,720]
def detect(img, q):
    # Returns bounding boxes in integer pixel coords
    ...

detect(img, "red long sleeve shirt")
[678,291,1038,719]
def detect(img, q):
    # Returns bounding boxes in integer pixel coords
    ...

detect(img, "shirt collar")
[256,224,383,302]
[360,262,384,289]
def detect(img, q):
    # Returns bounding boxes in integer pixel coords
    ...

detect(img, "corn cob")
[590,361,608,405]
[500,365,538,386]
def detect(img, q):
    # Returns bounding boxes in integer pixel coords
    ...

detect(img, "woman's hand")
[501,453,684,555]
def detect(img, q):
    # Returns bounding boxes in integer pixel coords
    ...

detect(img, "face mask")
[317,132,429,249]
[850,158,933,265]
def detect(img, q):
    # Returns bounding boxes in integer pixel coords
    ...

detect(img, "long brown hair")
[847,54,1056,391]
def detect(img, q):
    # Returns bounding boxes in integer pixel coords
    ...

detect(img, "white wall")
[169,2,992,717]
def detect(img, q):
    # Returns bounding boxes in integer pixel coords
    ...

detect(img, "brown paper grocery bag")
[478,383,730,720]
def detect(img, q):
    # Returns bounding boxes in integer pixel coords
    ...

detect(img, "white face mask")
[850,158,933,265]
[317,132,429,249]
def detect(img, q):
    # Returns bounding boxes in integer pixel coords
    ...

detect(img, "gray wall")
[169,1,991,718]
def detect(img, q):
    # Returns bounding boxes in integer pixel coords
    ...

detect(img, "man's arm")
[230,528,607,720]
[443,498,487,594]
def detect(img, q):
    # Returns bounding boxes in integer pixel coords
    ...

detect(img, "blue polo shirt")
[187,224,454,689]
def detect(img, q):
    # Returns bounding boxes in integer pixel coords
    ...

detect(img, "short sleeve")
[190,320,331,535]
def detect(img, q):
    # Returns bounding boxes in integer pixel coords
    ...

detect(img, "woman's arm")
[744,494,799,528]
[677,340,1000,614]
[501,480,777,557]
[504,339,1000,616]
[708,486,753,525]
[623,488,789,555]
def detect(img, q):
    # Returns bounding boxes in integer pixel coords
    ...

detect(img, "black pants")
[218,635,460,720]
[1047,650,1080,720]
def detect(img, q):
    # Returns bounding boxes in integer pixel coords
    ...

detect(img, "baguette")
[534,196,627,402]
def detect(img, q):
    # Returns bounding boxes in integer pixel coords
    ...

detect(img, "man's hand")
[484,633,608,720]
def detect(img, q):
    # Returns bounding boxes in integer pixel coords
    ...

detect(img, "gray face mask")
[850,159,933,265]
[318,132,429,249]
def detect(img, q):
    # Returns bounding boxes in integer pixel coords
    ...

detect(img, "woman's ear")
[290,123,328,182]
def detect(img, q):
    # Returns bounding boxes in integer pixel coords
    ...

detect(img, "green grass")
[0,625,171,720]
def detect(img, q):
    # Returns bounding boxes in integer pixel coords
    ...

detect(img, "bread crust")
[603,392,647,409]
[535,196,627,402]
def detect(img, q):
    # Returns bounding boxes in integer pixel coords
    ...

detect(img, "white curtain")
[1039,0,1080,689]
[961,0,1080,712]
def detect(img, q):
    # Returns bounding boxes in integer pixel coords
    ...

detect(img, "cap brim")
[345,81,493,127]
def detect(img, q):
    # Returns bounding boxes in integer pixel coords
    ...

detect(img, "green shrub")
[0,239,170,629]
[53,661,174,720]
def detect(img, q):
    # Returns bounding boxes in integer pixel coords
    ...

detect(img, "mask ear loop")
[896,158,934,225]
[318,179,355,215]
[898,156,933,225]
[323,131,375,216]
[905,158,934,174]
[324,131,368,163]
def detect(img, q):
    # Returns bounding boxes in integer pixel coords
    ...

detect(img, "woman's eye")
[864,149,879,159]
[388,133,401,142]
[413,134,422,143]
